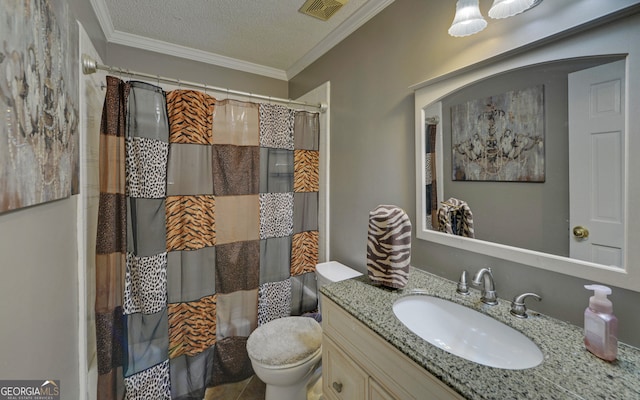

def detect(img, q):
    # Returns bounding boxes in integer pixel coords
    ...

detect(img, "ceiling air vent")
[299,0,349,21]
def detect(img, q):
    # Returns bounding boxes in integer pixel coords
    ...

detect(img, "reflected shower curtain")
[96,77,321,399]
[425,123,438,229]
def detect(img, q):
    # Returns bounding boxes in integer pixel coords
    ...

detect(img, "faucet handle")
[456,270,470,295]
[510,292,542,318]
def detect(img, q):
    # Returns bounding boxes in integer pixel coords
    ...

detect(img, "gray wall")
[69,0,107,58]
[289,1,640,347]
[0,199,80,396]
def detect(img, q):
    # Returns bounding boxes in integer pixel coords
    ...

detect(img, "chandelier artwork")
[451,85,545,182]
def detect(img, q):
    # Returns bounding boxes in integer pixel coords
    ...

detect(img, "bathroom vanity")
[320,267,640,399]
[322,295,464,399]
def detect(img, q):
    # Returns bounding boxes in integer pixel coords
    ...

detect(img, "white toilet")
[315,261,362,313]
[246,261,361,400]
[247,316,323,400]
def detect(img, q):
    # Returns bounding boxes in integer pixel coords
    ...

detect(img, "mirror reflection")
[423,56,626,267]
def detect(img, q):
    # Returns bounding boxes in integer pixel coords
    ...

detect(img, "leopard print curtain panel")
[95,76,128,400]
[96,82,321,399]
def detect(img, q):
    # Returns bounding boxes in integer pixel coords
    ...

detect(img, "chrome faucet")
[456,270,470,295]
[510,292,542,318]
[472,267,498,305]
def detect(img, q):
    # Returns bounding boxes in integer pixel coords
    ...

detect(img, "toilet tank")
[315,261,362,289]
[316,261,362,313]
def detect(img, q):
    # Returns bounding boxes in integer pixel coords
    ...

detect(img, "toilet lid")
[247,317,322,367]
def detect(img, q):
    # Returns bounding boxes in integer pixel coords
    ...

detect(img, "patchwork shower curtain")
[425,123,438,229]
[95,76,321,399]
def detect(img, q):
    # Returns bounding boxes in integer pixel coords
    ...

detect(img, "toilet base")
[306,367,323,400]
[263,365,322,400]
[265,382,306,400]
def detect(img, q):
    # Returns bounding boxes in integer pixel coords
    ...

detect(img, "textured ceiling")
[92,0,393,79]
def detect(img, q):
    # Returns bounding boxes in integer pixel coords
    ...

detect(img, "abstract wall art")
[451,85,545,182]
[0,0,80,212]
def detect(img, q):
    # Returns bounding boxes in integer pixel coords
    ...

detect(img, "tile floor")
[204,372,323,400]
[204,375,266,400]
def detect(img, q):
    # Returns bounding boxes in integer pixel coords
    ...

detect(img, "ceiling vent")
[299,0,349,21]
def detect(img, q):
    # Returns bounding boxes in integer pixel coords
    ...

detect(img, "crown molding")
[90,0,115,37]
[90,0,394,81]
[108,30,289,80]
[287,0,395,79]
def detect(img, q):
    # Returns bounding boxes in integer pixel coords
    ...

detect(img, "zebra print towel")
[437,197,475,238]
[366,205,412,289]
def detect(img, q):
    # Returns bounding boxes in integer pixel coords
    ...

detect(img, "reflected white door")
[568,60,625,267]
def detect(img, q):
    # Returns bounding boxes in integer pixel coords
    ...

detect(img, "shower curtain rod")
[81,54,327,112]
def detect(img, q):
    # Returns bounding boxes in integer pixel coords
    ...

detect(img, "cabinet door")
[323,336,368,400]
[322,295,466,400]
[369,379,396,400]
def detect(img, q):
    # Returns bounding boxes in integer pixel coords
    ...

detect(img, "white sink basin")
[393,295,543,369]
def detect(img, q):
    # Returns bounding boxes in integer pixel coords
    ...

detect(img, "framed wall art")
[451,85,545,182]
[0,0,80,212]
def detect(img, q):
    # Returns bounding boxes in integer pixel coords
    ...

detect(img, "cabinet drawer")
[323,336,368,400]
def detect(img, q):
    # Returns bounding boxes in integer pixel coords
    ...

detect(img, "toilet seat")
[247,316,322,369]
[251,346,321,370]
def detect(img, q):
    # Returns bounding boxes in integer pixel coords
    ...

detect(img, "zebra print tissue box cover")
[366,205,412,289]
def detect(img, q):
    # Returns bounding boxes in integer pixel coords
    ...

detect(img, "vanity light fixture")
[449,0,543,37]
[448,0,487,37]
[488,0,540,19]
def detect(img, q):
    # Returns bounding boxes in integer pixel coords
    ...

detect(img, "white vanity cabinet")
[321,295,464,400]
[323,336,368,399]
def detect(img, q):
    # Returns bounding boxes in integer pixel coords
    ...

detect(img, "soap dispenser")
[584,284,618,361]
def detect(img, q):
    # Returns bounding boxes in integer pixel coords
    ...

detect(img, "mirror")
[430,56,624,260]
[412,17,640,292]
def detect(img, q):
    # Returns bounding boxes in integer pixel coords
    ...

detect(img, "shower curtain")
[425,123,438,229]
[95,76,321,399]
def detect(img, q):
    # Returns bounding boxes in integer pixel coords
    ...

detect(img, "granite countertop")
[320,267,640,400]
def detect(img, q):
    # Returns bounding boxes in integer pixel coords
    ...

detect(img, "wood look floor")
[204,372,324,400]
[204,376,266,400]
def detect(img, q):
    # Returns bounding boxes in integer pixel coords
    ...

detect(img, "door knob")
[573,226,589,239]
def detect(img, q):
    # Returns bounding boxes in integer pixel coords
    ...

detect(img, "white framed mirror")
[412,14,640,292]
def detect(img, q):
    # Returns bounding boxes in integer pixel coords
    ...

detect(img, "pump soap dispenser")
[584,284,618,361]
